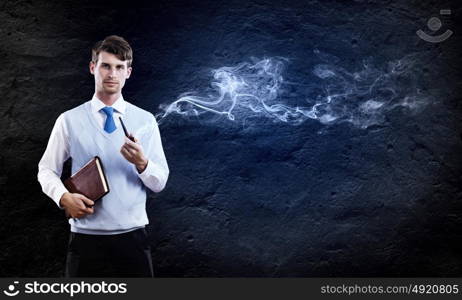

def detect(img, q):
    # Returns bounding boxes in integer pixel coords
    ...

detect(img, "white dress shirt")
[37,95,169,209]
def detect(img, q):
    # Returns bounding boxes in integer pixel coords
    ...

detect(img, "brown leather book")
[63,156,109,214]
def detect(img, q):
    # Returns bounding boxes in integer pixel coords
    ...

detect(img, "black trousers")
[64,228,154,277]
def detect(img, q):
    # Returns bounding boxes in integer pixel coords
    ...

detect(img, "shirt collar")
[91,94,126,115]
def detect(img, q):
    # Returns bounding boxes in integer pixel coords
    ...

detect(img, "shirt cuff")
[52,185,69,210]
[136,159,168,192]
[137,159,155,180]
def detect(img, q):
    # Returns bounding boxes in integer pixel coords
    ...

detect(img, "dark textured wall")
[1,0,461,277]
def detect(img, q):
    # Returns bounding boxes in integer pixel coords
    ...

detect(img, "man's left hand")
[120,135,148,173]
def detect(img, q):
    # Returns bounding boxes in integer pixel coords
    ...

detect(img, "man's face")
[89,51,132,95]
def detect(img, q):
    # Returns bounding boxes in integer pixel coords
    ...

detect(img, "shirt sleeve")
[37,113,70,209]
[137,117,169,193]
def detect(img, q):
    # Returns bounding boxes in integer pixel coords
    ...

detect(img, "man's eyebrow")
[100,62,125,67]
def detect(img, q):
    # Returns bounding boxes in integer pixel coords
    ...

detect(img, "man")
[37,35,169,277]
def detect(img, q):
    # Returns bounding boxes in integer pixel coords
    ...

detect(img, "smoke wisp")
[157,50,430,128]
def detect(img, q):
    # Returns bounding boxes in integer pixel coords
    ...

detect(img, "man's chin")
[103,88,120,94]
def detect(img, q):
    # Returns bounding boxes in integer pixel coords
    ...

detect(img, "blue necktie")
[101,107,116,133]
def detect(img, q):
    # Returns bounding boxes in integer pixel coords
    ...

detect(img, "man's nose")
[109,67,118,76]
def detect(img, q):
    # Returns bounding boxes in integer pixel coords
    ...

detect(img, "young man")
[37,35,169,277]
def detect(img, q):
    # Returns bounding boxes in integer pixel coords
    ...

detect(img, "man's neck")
[95,91,121,106]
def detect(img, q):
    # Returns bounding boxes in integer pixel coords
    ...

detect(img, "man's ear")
[126,66,132,79]
[89,61,95,75]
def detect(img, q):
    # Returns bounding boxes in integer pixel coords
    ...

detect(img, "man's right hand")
[59,192,94,219]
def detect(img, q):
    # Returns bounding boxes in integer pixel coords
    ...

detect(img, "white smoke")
[157,50,431,128]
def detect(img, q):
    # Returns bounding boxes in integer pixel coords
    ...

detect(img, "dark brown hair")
[91,35,133,67]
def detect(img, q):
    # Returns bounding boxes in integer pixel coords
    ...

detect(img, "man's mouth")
[104,81,118,84]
